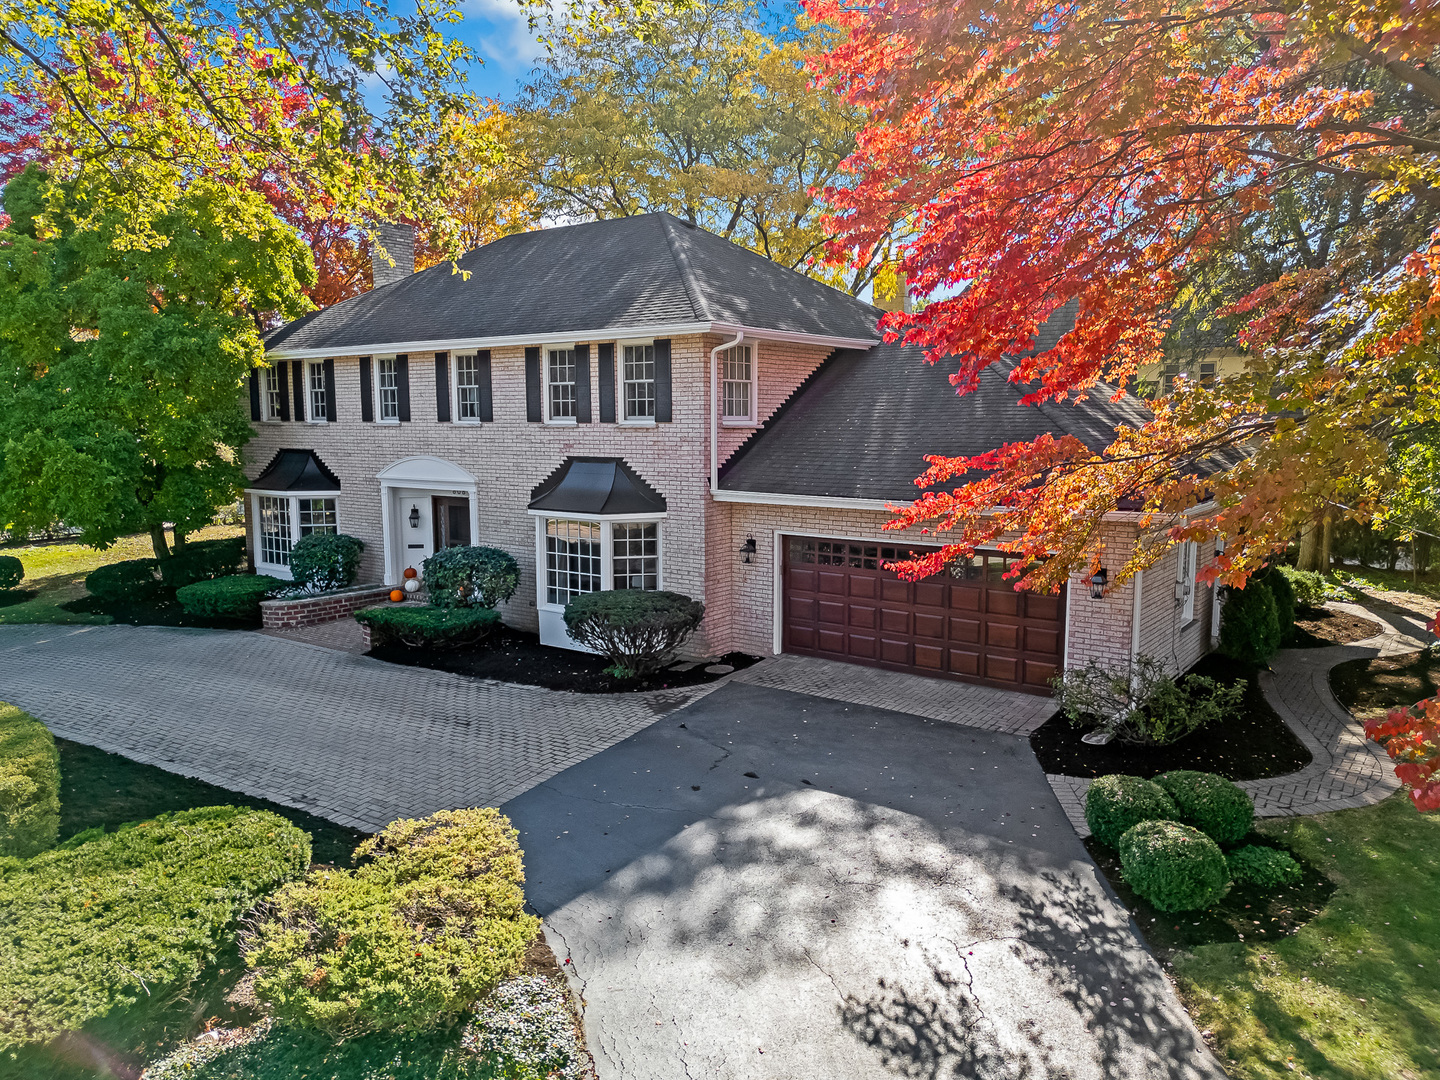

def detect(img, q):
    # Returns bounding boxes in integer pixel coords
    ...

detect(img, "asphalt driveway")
[504,681,1225,1080]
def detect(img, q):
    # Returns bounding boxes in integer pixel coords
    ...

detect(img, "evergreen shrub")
[1118,819,1230,912]
[1280,566,1327,609]
[1226,844,1303,888]
[1260,567,1297,643]
[1084,774,1179,849]
[175,574,284,620]
[562,590,705,677]
[160,536,246,588]
[422,546,520,609]
[1154,770,1255,846]
[0,555,21,592]
[85,558,162,603]
[1219,579,1282,664]
[288,533,364,592]
[355,605,501,648]
[0,703,59,858]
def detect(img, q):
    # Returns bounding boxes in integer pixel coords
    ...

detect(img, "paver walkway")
[1048,600,1431,836]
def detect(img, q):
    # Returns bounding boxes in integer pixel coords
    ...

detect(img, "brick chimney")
[371,223,416,289]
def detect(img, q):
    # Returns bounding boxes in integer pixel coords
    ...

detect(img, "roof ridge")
[657,213,713,322]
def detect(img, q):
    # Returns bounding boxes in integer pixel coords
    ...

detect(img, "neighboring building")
[249,213,1214,695]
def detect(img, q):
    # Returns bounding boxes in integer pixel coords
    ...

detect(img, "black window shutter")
[249,369,262,421]
[654,338,672,422]
[598,343,616,423]
[435,352,451,422]
[525,346,542,422]
[291,360,306,421]
[276,361,290,421]
[395,354,411,421]
[478,350,493,422]
[574,343,591,423]
[359,357,374,422]
[323,357,337,421]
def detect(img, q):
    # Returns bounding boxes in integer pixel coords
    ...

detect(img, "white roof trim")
[266,320,879,360]
[711,488,897,512]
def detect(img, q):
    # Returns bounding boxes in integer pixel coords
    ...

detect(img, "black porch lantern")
[409,504,421,529]
[739,536,758,563]
[1088,567,1108,600]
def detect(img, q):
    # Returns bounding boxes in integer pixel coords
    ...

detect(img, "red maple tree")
[1365,611,1440,811]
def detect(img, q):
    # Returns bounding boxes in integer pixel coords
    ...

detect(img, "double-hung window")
[376,356,400,421]
[251,493,340,577]
[548,348,578,421]
[455,352,482,421]
[263,367,283,421]
[622,343,656,422]
[720,344,754,424]
[258,496,292,567]
[1176,541,1198,623]
[307,361,327,422]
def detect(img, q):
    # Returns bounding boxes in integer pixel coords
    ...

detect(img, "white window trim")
[371,355,402,424]
[451,351,484,425]
[529,511,665,612]
[305,360,328,424]
[1176,541,1198,624]
[543,342,580,426]
[262,366,284,423]
[719,341,758,427]
[248,489,340,580]
[618,337,658,426]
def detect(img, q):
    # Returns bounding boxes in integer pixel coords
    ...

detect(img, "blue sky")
[456,0,547,101]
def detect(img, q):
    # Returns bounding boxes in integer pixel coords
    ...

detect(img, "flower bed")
[260,584,393,630]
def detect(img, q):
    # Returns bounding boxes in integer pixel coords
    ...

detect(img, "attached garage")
[781,536,1065,694]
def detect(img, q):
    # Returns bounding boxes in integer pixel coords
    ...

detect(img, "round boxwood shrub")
[1154,769,1254,846]
[85,558,162,604]
[1084,774,1179,849]
[562,590,706,678]
[0,806,309,1050]
[423,546,520,609]
[1118,819,1230,912]
[1226,844,1302,888]
[0,555,21,592]
[1219,578,1281,664]
[288,533,364,593]
[355,604,501,648]
[0,703,59,858]
[244,808,539,1037]
[159,536,247,588]
[175,574,284,620]
[1259,567,1296,643]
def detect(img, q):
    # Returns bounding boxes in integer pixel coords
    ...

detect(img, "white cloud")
[465,0,547,77]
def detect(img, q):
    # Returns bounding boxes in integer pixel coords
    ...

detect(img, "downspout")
[710,330,745,494]
[1130,569,1144,667]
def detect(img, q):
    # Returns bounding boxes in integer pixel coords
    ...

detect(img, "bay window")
[534,514,665,647]
[251,493,340,578]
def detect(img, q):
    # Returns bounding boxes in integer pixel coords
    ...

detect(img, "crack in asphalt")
[532,781,688,815]
[538,914,590,1009]
[800,946,847,1002]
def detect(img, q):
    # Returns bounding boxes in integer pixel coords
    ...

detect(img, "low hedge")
[1227,844,1303,888]
[176,574,284,619]
[85,558,163,604]
[0,555,21,592]
[160,536,247,588]
[562,589,705,677]
[0,806,309,1050]
[289,533,365,593]
[1154,770,1254,847]
[1084,774,1178,849]
[245,808,539,1037]
[1118,819,1230,913]
[0,703,59,858]
[355,604,501,648]
[423,546,520,609]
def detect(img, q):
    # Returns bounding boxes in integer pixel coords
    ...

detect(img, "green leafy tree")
[0,166,313,557]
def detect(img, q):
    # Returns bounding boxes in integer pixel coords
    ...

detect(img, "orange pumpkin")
[389,589,405,603]
[403,567,418,580]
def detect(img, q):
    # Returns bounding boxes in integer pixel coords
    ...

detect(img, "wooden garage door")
[782,536,1065,694]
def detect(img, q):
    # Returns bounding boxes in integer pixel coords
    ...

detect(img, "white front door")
[394,489,434,580]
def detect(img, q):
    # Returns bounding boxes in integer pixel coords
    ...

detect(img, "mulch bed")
[1030,652,1311,781]
[1085,836,1334,963]
[1288,606,1385,648]
[0,588,37,607]
[1330,648,1440,723]
[62,591,259,630]
[369,626,761,693]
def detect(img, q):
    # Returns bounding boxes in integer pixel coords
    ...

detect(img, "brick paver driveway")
[0,623,716,831]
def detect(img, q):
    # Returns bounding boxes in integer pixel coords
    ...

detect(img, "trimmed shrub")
[1154,770,1254,846]
[355,604,501,648]
[0,806,309,1050]
[85,558,162,604]
[289,533,364,592]
[0,555,21,592]
[1219,579,1282,664]
[562,590,706,677]
[1280,566,1327,609]
[1084,774,1179,849]
[0,703,59,858]
[463,976,587,1079]
[423,546,520,609]
[1119,819,1230,912]
[1260,567,1297,643]
[159,536,247,588]
[175,574,284,620]
[245,808,540,1037]
[1227,844,1303,888]
[1054,655,1242,746]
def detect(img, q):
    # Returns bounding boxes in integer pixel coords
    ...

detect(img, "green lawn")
[1175,793,1440,1080]
[0,526,243,625]
[1326,566,1440,606]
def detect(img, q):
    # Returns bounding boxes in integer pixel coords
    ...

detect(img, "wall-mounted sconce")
[409,504,421,529]
[1088,567,1108,600]
[739,536,757,564]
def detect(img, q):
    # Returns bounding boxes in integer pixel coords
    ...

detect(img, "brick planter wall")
[261,584,395,630]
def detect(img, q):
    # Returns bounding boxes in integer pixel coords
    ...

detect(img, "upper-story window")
[720,343,754,425]
[376,356,400,421]
[455,352,482,421]
[623,343,655,422]
[263,366,283,421]
[1176,541,1198,623]
[307,361,327,422]
[548,347,578,422]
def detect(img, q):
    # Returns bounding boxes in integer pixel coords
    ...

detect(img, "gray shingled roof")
[265,213,881,354]
[718,309,1152,502]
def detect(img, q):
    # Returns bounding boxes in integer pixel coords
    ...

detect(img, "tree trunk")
[149,525,172,561]
[1297,521,1320,571]
[1321,511,1334,572]
[172,528,187,551]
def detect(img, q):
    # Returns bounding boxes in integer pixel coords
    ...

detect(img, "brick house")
[247,213,1214,694]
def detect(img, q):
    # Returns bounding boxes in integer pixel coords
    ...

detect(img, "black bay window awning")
[528,458,667,517]
[248,449,341,492]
